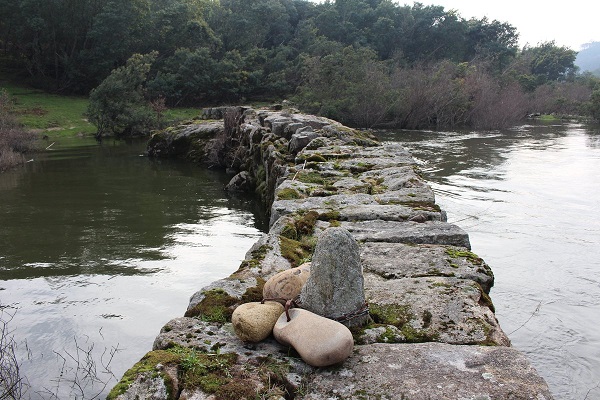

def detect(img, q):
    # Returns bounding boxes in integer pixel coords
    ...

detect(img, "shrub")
[0,91,37,171]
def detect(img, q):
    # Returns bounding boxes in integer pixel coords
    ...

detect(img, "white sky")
[406,0,599,50]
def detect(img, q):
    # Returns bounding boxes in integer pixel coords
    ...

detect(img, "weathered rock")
[302,342,554,399]
[300,227,367,327]
[147,121,224,160]
[112,371,169,400]
[273,308,354,367]
[340,220,471,248]
[364,273,510,346]
[232,301,285,342]
[187,278,259,311]
[289,129,319,154]
[224,170,255,192]
[360,325,405,344]
[360,242,494,293]
[271,199,445,225]
[263,264,311,301]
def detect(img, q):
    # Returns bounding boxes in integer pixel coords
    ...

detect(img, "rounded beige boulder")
[263,263,311,301]
[232,301,284,343]
[273,308,354,367]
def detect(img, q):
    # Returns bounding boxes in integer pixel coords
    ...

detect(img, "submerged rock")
[232,301,285,343]
[273,308,354,367]
[300,227,367,327]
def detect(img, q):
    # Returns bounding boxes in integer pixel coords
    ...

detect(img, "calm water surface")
[379,122,600,400]
[0,137,266,398]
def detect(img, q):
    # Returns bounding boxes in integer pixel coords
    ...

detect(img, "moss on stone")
[296,170,327,185]
[278,211,319,266]
[305,137,329,150]
[298,153,327,163]
[240,278,266,303]
[236,244,273,271]
[277,187,303,200]
[445,247,484,265]
[296,210,319,236]
[279,236,313,267]
[476,283,496,313]
[401,324,438,343]
[184,289,237,322]
[106,349,181,400]
[318,210,341,222]
[369,303,413,328]
[178,350,238,393]
[404,201,441,212]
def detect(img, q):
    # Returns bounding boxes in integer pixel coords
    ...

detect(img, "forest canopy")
[1,0,598,132]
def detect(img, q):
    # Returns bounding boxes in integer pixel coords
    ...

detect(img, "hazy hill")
[576,42,600,76]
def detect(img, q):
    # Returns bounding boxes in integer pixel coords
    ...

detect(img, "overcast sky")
[407,0,598,50]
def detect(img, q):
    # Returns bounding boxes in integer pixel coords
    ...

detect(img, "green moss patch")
[240,278,266,303]
[445,247,483,265]
[279,212,319,267]
[108,345,299,400]
[176,349,238,393]
[107,349,181,400]
[279,236,315,267]
[277,187,303,200]
[237,244,272,271]
[369,303,413,328]
[295,170,328,185]
[368,303,437,343]
[184,289,237,322]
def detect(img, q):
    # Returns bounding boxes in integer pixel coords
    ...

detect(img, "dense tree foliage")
[1,0,597,132]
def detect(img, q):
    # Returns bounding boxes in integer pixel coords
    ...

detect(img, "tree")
[522,41,578,85]
[590,86,600,121]
[87,52,157,138]
[294,46,393,127]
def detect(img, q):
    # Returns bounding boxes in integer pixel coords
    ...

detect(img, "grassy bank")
[0,80,200,138]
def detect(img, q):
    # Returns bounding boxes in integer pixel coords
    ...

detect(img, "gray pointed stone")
[300,227,367,327]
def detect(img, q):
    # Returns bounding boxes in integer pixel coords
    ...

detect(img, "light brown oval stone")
[232,301,284,343]
[263,263,311,301]
[273,308,354,367]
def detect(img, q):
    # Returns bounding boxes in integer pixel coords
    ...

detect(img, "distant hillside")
[576,42,600,76]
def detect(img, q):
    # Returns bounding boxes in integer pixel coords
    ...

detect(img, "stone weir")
[109,107,553,399]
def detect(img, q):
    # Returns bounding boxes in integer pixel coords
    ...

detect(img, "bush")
[0,91,37,171]
[87,52,158,138]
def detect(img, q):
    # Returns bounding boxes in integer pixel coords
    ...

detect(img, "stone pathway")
[111,109,553,400]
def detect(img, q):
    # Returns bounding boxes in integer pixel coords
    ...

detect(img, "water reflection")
[377,121,600,399]
[0,137,265,398]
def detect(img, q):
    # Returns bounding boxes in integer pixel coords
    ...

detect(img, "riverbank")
[0,80,200,138]
[109,107,553,399]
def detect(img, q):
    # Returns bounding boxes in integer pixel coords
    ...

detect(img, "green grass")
[1,81,96,136]
[536,114,560,121]
[0,80,201,137]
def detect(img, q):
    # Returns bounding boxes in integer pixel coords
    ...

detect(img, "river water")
[1,123,599,399]
[378,122,600,400]
[0,137,266,399]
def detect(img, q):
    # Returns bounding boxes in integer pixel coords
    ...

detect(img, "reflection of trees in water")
[0,139,262,281]
[585,126,600,148]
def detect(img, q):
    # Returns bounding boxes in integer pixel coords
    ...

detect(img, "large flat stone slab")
[271,195,445,226]
[298,143,414,162]
[360,242,494,292]
[303,342,553,400]
[363,274,509,345]
[340,220,471,248]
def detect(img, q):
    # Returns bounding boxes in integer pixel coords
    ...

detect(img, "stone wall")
[111,108,554,399]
